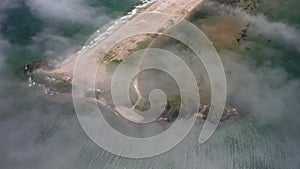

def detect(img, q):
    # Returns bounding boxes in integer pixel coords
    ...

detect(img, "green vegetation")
[132,96,181,116]
[31,72,72,93]
[54,81,72,93]
[134,98,151,111]
[110,59,123,64]
[103,51,116,62]
[27,61,42,71]
[157,27,166,33]
[168,19,175,25]
[135,38,152,50]
[167,96,181,112]
[128,38,153,54]
[17,60,42,79]
[147,33,159,39]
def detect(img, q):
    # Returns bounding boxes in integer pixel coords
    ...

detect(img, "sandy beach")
[31,0,207,123]
[41,0,204,78]
[33,0,240,124]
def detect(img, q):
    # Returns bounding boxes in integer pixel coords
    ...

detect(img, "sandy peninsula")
[30,0,239,123]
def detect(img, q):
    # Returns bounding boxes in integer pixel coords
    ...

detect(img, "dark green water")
[0,0,299,168]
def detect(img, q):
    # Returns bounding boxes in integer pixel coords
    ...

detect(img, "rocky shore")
[158,103,239,123]
[88,92,240,123]
[22,0,241,124]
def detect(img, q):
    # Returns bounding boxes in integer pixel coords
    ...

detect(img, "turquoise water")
[1,0,141,71]
[249,0,300,78]
[0,0,300,168]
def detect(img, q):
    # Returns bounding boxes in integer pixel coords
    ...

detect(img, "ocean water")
[0,0,300,169]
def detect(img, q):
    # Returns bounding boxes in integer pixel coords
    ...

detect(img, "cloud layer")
[26,0,108,24]
[0,0,299,168]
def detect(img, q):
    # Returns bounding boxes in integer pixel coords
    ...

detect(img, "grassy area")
[31,71,72,93]
[134,98,151,111]
[110,59,123,64]
[157,27,166,33]
[135,38,152,50]
[168,19,175,25]
[128,37,153,54]
[103,51,116,62]
[167,95,181,113]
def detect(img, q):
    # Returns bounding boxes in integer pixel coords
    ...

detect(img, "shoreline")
[38,0,205,77]
[29,0,240,123]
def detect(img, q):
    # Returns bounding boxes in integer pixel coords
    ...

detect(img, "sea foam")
[59,0,157,66]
